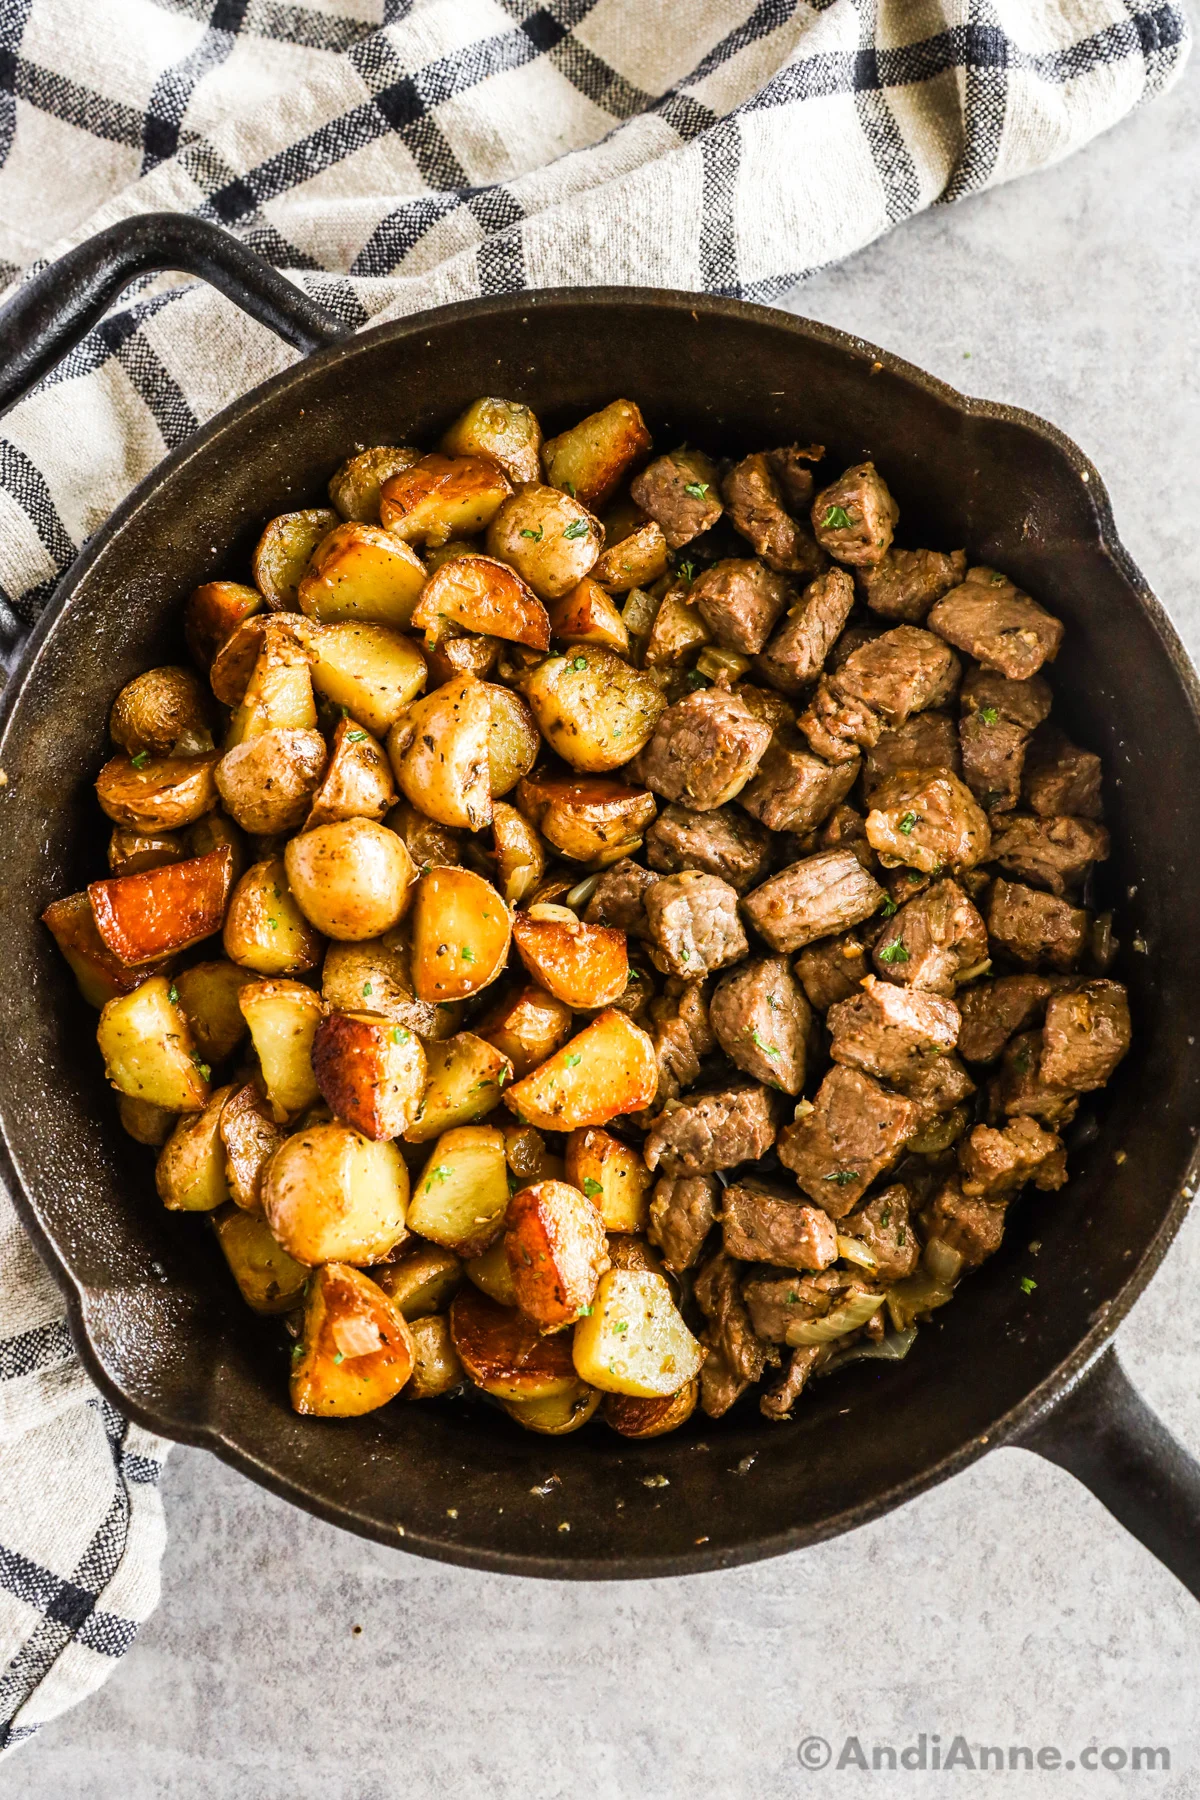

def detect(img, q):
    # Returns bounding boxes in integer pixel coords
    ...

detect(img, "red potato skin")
[411,556,551,652]
[311,1011,426,1141]
[88,845,234,966]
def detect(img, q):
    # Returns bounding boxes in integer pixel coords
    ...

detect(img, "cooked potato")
[500,1380,601,1434]
[511,911,628,1009]
[545,578,631,654]
[216,728,328,835]
[387,673,492,831]
[213,1206,308,1313]
[504,1009,657,1130]
[486,682,541,798]
[515,771,656,864]
[226,618,317,747]
[263,1123,409,1265]
[291,1263,415,1417]
[643,585,712,668]
[406,1313,466,1399]
[404,1034,514,1144]
[504,1122,561,1185]
[89,844,234,966]
[219,1080,285,1210]
[185,580,264,671]
[406,1124,509,1257]
[107,827,188,877]
[485,485,603,600]
[410,866,511,1003]
[239,980,324,1120]
[385,801,463,874]
[606,1234,666,1276]
[572,1268,703,1396]
[223,857,324,976]
[110,665,214,758]
[284,818,414,941]
[208,614,267,707]
[449,1285,578,1399]
[304,716,394,829]
[187,812,247,882]
[476,984,573,1078]
[464,1235,518,1306]
[311,1010,426,1140]
[95,750,221,832]
[541,399,652,511]
[155,1085,234,1211]
[565,1127,652,1232]
[43,891,150,1007]
[490,800,546,905]
[118,1093,176,1145]
[305,620,427,737]
[440,397,542,485]
[328,445,421,523]
[410,555,550,651]
[619,585,663,663]
[252,507,339,609]
[298,522,427,627]
[321,932,463,1040]
[426,633,501,687]
[590,521,670,593]
[603,1380,697,1438]
[172,959,252,1063]
[98,975,209,1111]
[372,1243,462,1319]
[519,647,665,773]
[504,1180,608,1330]
[380,452,512,547]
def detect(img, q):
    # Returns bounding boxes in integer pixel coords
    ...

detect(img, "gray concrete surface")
[6,57,1200,1800]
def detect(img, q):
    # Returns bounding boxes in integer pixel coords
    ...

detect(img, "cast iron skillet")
[2,216,1199,1588]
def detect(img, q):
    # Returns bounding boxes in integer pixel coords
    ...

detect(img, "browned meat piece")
[989,1030,1079,1129]
[645,801,772,892]
[777,1065,918,1215]
[958,666,1052,814]
[643,1081,780,1175]
[760,1344,828,1419]
[989,813,1110,896]
[743,1268,882,1342]
[866,769,991,874]
[689,559,793,655]
[899,1053,975,1122]
[832,625,960,727]
[733,682,796,735]
[710,955,811,1095]
[839,1185,920,1282]
[722,452,826,576]
[647,1172,719,1272]
[818,804,878,873]
[1022,726,1104,819]
[827,621,884,671]
[694,1252,775,1381]
[862,710,960,805]
[956,973,1061,1064]
[754,567,854,694]
[630,448,722,549]
[797,674,882,762]
[648,978,715,1104]
[920,1179,1007,1267]
[827,974,960,1083]
[796,929,874,1011]
[721,1179,839,1270]
[738,735,859,834]
[857,547,967,622]
[644,871,747,977]
[768,443,824,512]
[987,878,1088,971]
[1040,980,1131,1091]
[584,857,660,935]
[811,462,898,567]
[629,688,771,810]
[871,878,989,994]
[927,566,1064,680]
[743,849,885,954]
[959,1117,1067,1200]
[698,1332,751,1418]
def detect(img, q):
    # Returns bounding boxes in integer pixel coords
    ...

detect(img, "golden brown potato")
[387,673,492,830]
[118,1093,176,1145]
[385,800,463,874]
[490,800,546,905]
[208,614,269,707]
[545,578,631,655]
[172,958,252,1063]
[305,620,428,738]
[603,1380,697,1438]
[410,555,550,651]
[372,1243,462,1320]
[311,1010,427,1140]
[605,1234,666,1276]
[564,1127,652,1232]
[519,647,665,773]
[504,1180,609,1330]
[110,665,214,758]
[405,1314,465,1399]
[239,979,324,1120]
[107,827,188,877]
[541,399,652,511]
[263,1123,409,1265]
[185,580,263,672]
[590,520,670,593]
[226,617,317,746]
[43,891,151,1007]
[643,586,712,668]
[406,1124,509,1256]
[253,507,339,609]
[215,728,328,835]
[425,632,501,688]
[380,452,512,547]
[328,445,421,523]
[511,911,628,1009]
[187,812,248,884]
[155,1085,234,1211]
[222,858,324,976]
[515,771,656,864]
[464,1236,518,1306]
[500,1380,601,1433]
[409,866,511,1003]
[290,1263,415,1417]
[449,1285,578,1399]
[320,932,463,1040]
[213,1206,309,1313]
[304,716,394,829]
[485,485,603,600]
[95,750,221,832]
[298,522,427,627]
[504,1009,657,1130]
[476,984,574,1078]
[284,818,414,941]
[89,844,234,966]
[440,397,542,485]
[219,1080,284,1211]
[97,975,210,1111]
[486,682,541,798]
[572,1268,704,1396]
[404,1034,514,1143]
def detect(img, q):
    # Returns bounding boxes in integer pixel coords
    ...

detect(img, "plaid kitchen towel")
[0,0,1188,1756]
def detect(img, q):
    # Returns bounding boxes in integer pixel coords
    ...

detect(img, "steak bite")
[956,973,1060,1064]
[862,710,960,806]
[857,547,967,622]
[647,1172,719,1272]
[722,451,826,577]
[958,666,1052,814]
[832,626,961,727]
[643,1081,780,1175]
[754,567,855,695]
[839,1184,920,1281]
[584,857,660,935]
[690,559,793,655]
[866,770,992,874]
[871,878,989,994]
[797,675,882,762]
[989,813,1110,896]
[958,1116,1067,1200]
[644,871,747,977]
[812,462,899,567]
[1022,726,1104,819]
[818,803,879,873]
[629,688,771,810]
[777,1065,918,1215]
[648,977,716,1105]
[827,974,961,1084]
[1039,981,1131,1090]
[768,442,824,513]
[694,1252,776,1382]
[987,878,1088,971]
[630,447,722,549]
[721,1179,839,1270]
[899,1052,975,1122]
[738,735,859,834]
[796,928,875,1011]
[989,1030,1079,1128]
[743,849,885,954]
[760,1344,829,1419]
[920,1179,1007,1267]
[927,566,1064,680]
[698,1333,751,1418]
[645,801,772,892]
[710,954,811,1095]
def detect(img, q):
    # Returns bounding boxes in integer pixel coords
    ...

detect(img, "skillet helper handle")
[0,212,348,420]
[1020,1345,1200,1600]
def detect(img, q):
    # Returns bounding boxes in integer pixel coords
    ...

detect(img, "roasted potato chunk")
[476,984,574,1079]
[491,800,546,905]
[404,1034,514,1143]
[155,1085,234,1211]
[546,577,631,653]
[89,844,234,966]
[406,1124,509,1256]
[486,682,541,798]
[603,1380,697,1438]
[410,866,511,1003]
[239,979,324,1120]
[252,507,339,609]
[311,1010,427,1140]
[110,665,213,758]
[263,1123,409,1265]
[226,618,317,747]
[500,1380,601,1433]
[406,1313,466,1399]
[572,1268,703,1396]
[564,1127,653,1232]
[219,1080,284,1211]
[223,858,324,976]
[209,613,270,707]
[449,1285,578,1399]
[440,397,542,485]
[591,521,670,593]
[98,975,209,1111]
[43,891,149,1007]
[188,811,247,881]
[185,580,263,672]
[298,522,427,627]
[372,1243,462,1320]
[504,1179,609,1330]
[464,1236,518,1306]
[305,620,427,737]
[290,1263,415,1417]
[321,932,463,1040]
[118,1093,175,1145]
[304,717,394,829]
[520,647,666,773]
[107,828,188,877]
[512,911,628,1009]
[486,484,603,600]
[284,818,414,941]
[387,673,492,831]
[504,1009,657,1130]
[213,1206,308,1313]
[425,632,501,687]
[380,452,512,547]
[95,750,221,832]
[385,801,463,874]
[172,959,252,1064]
[516,771,656,864]
[541,399,652,511]
[642,585,711,669]
[411,555,550,651]
[216,728,328,835]
[328,445,421,522]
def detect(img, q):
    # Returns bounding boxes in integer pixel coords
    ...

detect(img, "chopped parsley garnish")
[822,504,853,530]
[520,525,544,541]
[562,480,576,496]
[333,1352,345,1365]
[1019,1276,1037,1295]
[570,656,588,671]
[346,729,368,742]
[565,1053,582,1068]
[684,481,709,500]
[877,942,910,965]
[897,811,918,835]
[613,1319,628,1334]
[685,669,710,690]
[562,518,589,540]
[460,945,474,962]
[130,750,150,769]
[677,561,695,584]
[168,984,179,1004]
[978,706,999,726]
[391,1027,409,1045]
[582,1177,603,1198]
[424,1167,450,1191]
[992,573,1006,586]
[362,983,373,997]
[267,917,278,930]
[750,1030,779,1060]
[191,1055,212,1080]
[879,895,898,917]
[880,1204,892,1227]
[824,1169,857,1187]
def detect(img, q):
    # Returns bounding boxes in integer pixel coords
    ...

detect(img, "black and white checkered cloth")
[0,0,1188,1756]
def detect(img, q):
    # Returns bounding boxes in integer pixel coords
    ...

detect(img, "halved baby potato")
[223,858,324,976]
[643,586,712,669]
[306,620,428,737]
[110,665,214,758]
[572,1268,703,1397]
[311,1010,427,1140]
[504,1009,657,1131]
[504,1179,609,1331]
[172,958,252,1064]
[98,974,209,1112]
[43,891,151,1007]
[515,772,656,864]
[519,647,666,773]
[155,1085,234,1211]
[407,1124,509,1257]
[89,844,233,967]
[305,716,395,829]
[298,522,427,627]
[449,1285,578,1399]
[385,801,463,874]
[541,399,652,512]
[440,397,542,485]
[475,984,574,1079]
[252,507,339,609]
[590,521,670,594]
[320,931,463,1041]
[328,446,420,523]
[491,800,546,905]
[603,1380,698,1438]
[263,1122,409,1265]
[410,555,550,651]
[387,673,492,831]
[290,1263,416,1417]
[500,1380,601,1434]
[464,1235,518,1306]
[219,1080,285,1211]
[564,1127,653,1232]
[372,1243,462,1320]
[406,1313,466,1400]
[410,866,511,1004]
[546,578,631,655]
[95,750,221,833]
[511,911,628,1009]
[426,633,501,687]
[380,452,513,547]
[184,580,263,672]
[213,1205,309,1313]
[226,617,317,747]
[118,1094,176,1146]
[216,728,328,835]
[107,827,188,878]
[404,1034,514,1144]
[239,979,324,1120]
[486,683,541,798]
[486,485,603,600]
[284,818,414,941]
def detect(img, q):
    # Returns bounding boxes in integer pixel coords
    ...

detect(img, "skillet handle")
[1019,1346,1200,1600]
[0,212,348,420]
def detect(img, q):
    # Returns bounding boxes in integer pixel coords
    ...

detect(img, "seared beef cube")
[1022,725,1104,819]
[777,1065,918,1215]
[987,878,1088,971]
[797,675,882,762]
[584,857,660,935]
[927,566,1064,680]
[721,1178,838,1270]
[796,929,873,1011]
[812,462,899,567]
[989,813,1110,896]
[959,1116,1067,1200]
[898,1053,975,1122]
[644,871,747,977]
[645,801,772,892]
[833,626,960,727]
[827,974,960,1084]
[857,547,968,622]
[827,621,885,671]
[743,849,885,954]
[733,681,796,736]
[768,443,824,513]
[739,735,859,833]
[862,710,960,805]
[840,1184,920,1281]
[629,688,771,810]
[699,1333,751,1418]
[643,1081,780,1175]
[754,567,854,694]
[710,955,811,1095]
[883,865,935,907]
[694,1252,775,1381]
[760,1344,827,1419]
[1039,980,1131,1090]
[871,878,989,994]
[956,973,1060,1064]
[743,1268,882,1342]
[818,803,878,873]
[690,559,793,655]
[920,1179,1007,1267]
[958,666,1052,814]
[630,447,722,549]
[722,452,826,576]
[866,770,992,873]
[989,1030,1079,1128]
[647,1172,719,1272]
[648,978,715,1104]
